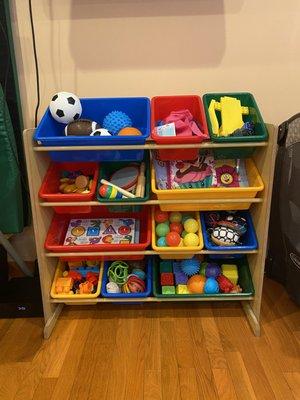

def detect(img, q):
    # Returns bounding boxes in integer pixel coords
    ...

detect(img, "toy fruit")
[118,127,142,136]
[170,222,183,235]
[216,274,234,293]
[183,232,199,247]
[187,275,206,294]
[204,277,219,294]
[154,209,169,223]
[169,212,182,223]
[157,236,167,247]
[166,231,181,247]
[156,222,170,237]
[184,218,199,233]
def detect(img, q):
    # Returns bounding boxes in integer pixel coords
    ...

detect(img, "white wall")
[9,0,300,260]
[11,0,300,127]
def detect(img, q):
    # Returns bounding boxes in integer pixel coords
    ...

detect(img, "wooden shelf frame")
[23,126,277,339]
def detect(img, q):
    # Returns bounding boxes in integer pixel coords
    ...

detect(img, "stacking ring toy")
[107,261,129,285]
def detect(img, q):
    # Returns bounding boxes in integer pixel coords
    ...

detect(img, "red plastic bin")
[44,207,151,260]
[39,162,99,214]
[151,95,209,161]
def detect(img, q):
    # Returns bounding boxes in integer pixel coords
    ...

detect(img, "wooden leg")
[44,303,64,339]
[242,301,260,336]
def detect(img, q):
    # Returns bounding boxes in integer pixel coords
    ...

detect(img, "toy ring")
[107,261,129,285]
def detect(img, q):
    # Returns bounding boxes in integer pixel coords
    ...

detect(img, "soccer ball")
[49,92,82,124]
[90,128,111,136]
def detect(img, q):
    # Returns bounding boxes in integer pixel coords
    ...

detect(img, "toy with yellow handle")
[209,96,249,137]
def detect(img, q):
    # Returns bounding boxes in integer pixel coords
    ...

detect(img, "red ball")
[154,209,169,223]
[166,231,181,247]
[99,184,108,198]
[170,222,183,235]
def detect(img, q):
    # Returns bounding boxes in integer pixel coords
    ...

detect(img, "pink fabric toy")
[164,109,204,137]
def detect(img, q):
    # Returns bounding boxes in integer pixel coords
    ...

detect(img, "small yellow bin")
[50,259,102,300]
[152,209,204,259]
[151,158,264,212]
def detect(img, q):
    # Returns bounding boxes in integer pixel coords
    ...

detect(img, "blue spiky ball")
[181,257,200,276]
[103,111,132,135]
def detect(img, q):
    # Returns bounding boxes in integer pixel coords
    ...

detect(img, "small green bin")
[203,92,268,159]
[152,256,255,299]
[97,153,150,212]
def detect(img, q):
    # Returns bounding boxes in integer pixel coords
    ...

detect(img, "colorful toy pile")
[49,92,142,137]
[106,260,147,294]
[204,211,248,246]
[155,210,200,248]
[58,170,93,194]
[159,258,242,295]
[54,260,99,295]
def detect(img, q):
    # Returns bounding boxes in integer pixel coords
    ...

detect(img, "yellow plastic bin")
[152,209,204,259]
[151,158,264,212]
[50,259,102,301]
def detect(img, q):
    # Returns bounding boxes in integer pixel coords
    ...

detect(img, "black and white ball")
[50,92,82,124]
[211,226,240,246]
[90,128,111,136]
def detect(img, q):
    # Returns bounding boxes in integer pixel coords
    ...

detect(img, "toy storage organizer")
[24,120,276,339]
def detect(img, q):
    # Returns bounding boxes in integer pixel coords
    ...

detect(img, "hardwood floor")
[0,277,299,400]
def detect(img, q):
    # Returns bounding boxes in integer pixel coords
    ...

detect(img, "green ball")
[156,222,170,237]
[181,230,188,238]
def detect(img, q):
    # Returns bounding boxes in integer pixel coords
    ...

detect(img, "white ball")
[106,282,121,293]
[49,92,82,124]
[90,128,112,137]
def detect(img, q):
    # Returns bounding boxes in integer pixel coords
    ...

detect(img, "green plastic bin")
[97,154,150,212]
[152,256,255,299]
[203,92,268,159]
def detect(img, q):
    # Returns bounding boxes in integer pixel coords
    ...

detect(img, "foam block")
[159,260,173,273]
[162,286,175,295]
[160,272,174,286]
[174,271,188,285]
[172,261,182,274]
[221,264,238,285]
[176,285,190,295]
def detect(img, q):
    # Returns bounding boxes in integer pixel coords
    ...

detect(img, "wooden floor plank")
[0,279,298,400]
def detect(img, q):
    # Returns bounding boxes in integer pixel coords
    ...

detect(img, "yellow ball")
[183,232,199,247]
[184,218,198,233]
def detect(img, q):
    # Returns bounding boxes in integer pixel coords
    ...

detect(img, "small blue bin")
[200,211,258,252]
[34,97,150,162]
[101,258,152,298]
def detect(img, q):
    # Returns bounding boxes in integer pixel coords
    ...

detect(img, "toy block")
[174,271,188,285]
[55,277,73,294]
[199,262,207,276]
[159,260,173,273]
[176,285,190,295]
[221,264,238,285]
[172,261,181,274]
[160,272,174,286]
[162,286,175,295]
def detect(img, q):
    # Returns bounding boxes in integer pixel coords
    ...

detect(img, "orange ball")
[118,127,142,136]
[187,275,206,294]
[166,231,181,247]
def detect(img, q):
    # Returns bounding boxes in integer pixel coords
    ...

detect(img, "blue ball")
[181,257,200,276]
[103,111,132,135]
[132,268,146,280]
[157,237,167,247]
[204,277,219,294]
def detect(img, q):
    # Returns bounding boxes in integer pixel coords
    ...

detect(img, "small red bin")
[39,162,99,214]
[151,95,209,161]
[44,207,151,260]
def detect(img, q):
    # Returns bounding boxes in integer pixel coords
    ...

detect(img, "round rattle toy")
[107,261,129,285]
[184,218,199,234]
[123,275,146,293]
[99,184,122,199]
[169,212,182,223]
[166,231,181,247]
[154,209,169,224]
[183,232,199,247]
[156,223,170,237]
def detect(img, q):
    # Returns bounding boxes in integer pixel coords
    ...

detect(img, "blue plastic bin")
[200,211,258,252]
[101,258,152,298]
[34,97,150,162]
